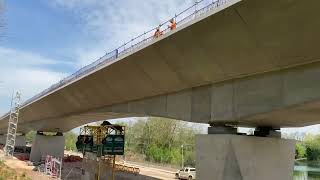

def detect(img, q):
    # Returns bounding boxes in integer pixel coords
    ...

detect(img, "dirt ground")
[65,151,177,180]
[0,150,177,180]
[0,151,50,180]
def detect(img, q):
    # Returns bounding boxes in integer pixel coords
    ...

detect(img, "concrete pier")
[14,135,27,147]
[0,135,6,145]
[30,133,65,162]
[0,135,26,147]
[196,134,295,180]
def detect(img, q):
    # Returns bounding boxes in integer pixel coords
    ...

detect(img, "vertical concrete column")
[0,134,26,148]
[30,132,65,162]
[15,135,27,147]
[0,134,6,145]
[14,135,27,152]
[196,133,295,180]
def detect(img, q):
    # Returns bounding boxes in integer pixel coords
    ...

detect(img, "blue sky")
[0,0,319,135]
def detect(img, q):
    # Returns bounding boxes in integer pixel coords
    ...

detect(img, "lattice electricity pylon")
[5,91,21,156]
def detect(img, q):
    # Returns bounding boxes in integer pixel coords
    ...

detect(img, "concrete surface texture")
[0,135,6,145]
[0,135,26,147]
[29,134,65,162]
[196,134,296,180]
[1,0,320,133]
[14,136,26,147]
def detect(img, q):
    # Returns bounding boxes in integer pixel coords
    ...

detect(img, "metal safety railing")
[16,0,228,110]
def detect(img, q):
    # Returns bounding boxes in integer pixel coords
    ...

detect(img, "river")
[294,161,320,180]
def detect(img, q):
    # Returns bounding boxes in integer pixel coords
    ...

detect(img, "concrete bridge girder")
[10,61,320,133]
[0,1,317,179]
[99,62,320,128]
[1,0,320,133]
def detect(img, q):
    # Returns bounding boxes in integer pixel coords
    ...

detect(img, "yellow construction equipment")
[77,121,125,180]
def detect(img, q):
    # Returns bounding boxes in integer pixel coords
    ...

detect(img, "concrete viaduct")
[1,0,320,179]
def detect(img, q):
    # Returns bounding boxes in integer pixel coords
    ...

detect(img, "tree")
[25,130,36,144]
[65,131,77,151]
[120,117,200,167]
[304,134,320,161]
[295,142,306,159]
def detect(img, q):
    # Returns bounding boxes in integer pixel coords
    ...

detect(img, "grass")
[0,161,31,180]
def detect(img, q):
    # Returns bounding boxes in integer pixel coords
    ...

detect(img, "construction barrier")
[114,163,140,174]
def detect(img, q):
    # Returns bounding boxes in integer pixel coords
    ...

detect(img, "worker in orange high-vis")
[169,18,177,30]
[154,26,163,38]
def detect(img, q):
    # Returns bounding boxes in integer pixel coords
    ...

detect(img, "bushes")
[123,117,199,167]
[25,130,36,143]
[65,131,77,151]
[295,143,306,159]
[304,135,320,161]
[295,134,320,161]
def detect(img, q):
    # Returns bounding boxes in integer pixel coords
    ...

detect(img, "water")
[294,161,320,180]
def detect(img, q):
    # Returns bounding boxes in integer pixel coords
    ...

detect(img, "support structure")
[196,125,296,180]
[76,122,125,180]
[5,91,21,156]
[30,132,65,162]
[44,155,62,179]
[0,134,6,145]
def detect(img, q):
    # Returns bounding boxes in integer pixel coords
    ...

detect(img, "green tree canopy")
[122,117,200,167]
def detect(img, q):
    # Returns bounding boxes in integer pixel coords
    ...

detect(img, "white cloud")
[0,47,68,67]
[0,47,67,114]
[282,125,320,137]
[50,0,194,67]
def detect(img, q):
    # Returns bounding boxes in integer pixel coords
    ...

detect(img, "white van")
[176,167,196,180]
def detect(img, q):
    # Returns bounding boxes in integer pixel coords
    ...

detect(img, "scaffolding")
[44,155,62,179]
[5,91,21,156]
[77,124,125,157]
[77,122,125,180]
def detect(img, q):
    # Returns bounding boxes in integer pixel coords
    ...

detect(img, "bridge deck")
[1,0,320,133]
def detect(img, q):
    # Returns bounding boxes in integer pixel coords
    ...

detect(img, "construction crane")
[76,121,125,180]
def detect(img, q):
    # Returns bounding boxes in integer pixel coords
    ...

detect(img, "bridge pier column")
[0,134,26,151]
[0,134,7,145]
[30,132,65,162]
[196,126,295,180]
[13,135,27,152]
[15,135,27,147]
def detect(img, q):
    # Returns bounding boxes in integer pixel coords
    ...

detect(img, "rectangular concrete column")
[0,135,6,145]
[0,135,26,146]
[30,134,65,162]
[196,135,295,180]
[15,135,27,147]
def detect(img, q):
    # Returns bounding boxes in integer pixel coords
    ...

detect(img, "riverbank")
[295,159,320,167]
[294,160,320,180]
